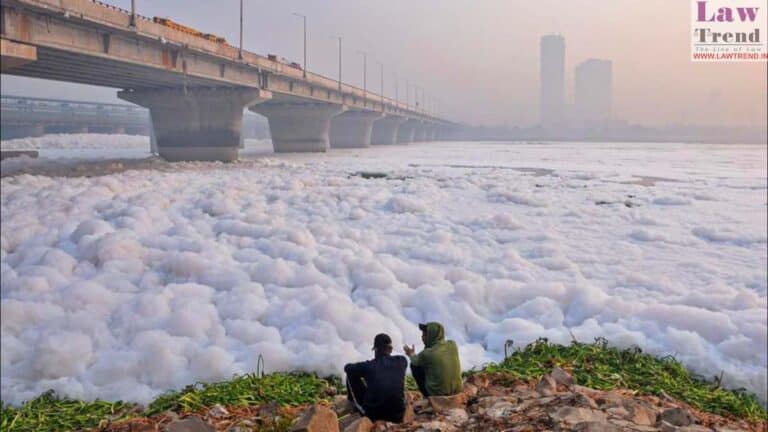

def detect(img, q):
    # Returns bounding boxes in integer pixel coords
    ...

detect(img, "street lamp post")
[357,50,367,106]
[332,36,342,91]
[292,13,307,78]
[405,79,410,109]
[394,71,399,109]
[238,0,243,59]
[377,61,384,110]
[130,0,136,27]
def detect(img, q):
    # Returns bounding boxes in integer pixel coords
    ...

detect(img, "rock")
[679,426,713,432]
[444,408,469,424]
[573,385,603,399]
[536,375,558,396]
[594,391,626,408]
[551,367,575,388]
[342,416,373,432]
[484,400,515,419]
[629,425,661,432]
[428,394,466,413]
[660,407,694,427]
[333,396,355,417]
[515,389,541,400]
[372,421,395,431]
[416,420,455,432]
[208,403,229,418]
[462,383,478,398]
[467,375,491,390]
[625,400,658,426]
[549,406,607,425]
[413,398,431,413]
[402,398,415,423]
[573,421,622,432]
[606,406,630,419]
[167,416,215,432]
[569,392,599,409]
[290,404,339,432]
[659,421,678,432]
[160,410,181,422]
[338,413,362,431]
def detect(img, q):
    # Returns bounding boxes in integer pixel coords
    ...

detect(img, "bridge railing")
[14,0,438,121]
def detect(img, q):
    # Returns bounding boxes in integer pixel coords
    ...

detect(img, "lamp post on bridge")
[292,13,307,78]
[130,0,136,27]
[394,71,399,110]
[238,0,243,60]
[405,79,410,110]
[330,35,342,91]
[377,61,384,111]
[357,50,367,107]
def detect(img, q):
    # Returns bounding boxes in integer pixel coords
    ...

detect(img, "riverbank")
[1,340,765,431]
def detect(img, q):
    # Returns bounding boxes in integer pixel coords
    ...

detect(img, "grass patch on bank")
[479,337,767,422]
[0,373,333,432]
[2,338,765,431]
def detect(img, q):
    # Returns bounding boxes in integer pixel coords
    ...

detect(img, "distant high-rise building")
[574,59,612,127]
[539,35,566,128]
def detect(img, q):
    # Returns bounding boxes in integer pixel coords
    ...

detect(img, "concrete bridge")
[1,94,151,139]
[0,0,455,161]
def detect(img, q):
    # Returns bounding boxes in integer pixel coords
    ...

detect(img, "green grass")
[0,391,137,432]
[145,372,333,415]
[478,337,767,422]
[0,373,334,432]
[2,339,765,431]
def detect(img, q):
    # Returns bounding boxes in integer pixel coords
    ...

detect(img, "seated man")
[403,322,462,397]
[344,333,408,423]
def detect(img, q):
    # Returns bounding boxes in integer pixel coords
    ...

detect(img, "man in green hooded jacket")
[403,322,462,397]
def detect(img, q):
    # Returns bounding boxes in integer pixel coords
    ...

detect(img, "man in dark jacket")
[403,322,462,397]
[344,333,408,423]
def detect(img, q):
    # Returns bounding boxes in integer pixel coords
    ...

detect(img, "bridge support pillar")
[118,88,271,162]
[371,115,407,145]
[397,120,420,144]
[329,111,384,148]
[413,124,428,143]
[251,103,345,152]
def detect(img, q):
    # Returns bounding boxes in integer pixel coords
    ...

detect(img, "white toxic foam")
[1,140,766,405]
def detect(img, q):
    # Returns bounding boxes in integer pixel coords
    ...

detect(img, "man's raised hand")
[403,344,415,356]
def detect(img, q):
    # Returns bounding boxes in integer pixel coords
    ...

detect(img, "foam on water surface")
[1,138,766,404]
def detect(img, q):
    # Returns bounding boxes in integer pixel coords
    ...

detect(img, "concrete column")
[118,88,271,162]
[397,119,421,144]
[413,123,428,143]
[251,103,345,153]
[329,110,384,148]
[371,115,407,145]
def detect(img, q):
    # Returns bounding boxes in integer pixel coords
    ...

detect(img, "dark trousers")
[346,376,405,423]
[411,364,430,398]
[346,375,367,415]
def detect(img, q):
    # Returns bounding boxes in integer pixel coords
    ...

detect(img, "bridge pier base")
[329,111,384,148]
[118,88,271,162]
[413,124,429,143]
[371,115,407,145]
[251,103,345,153]
[397,120,420,144]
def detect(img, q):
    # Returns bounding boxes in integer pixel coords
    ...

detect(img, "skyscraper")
[539,35,566,129]
[574,59,613,128]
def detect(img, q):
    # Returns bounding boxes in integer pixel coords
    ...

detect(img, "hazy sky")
[2,0,766,127]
